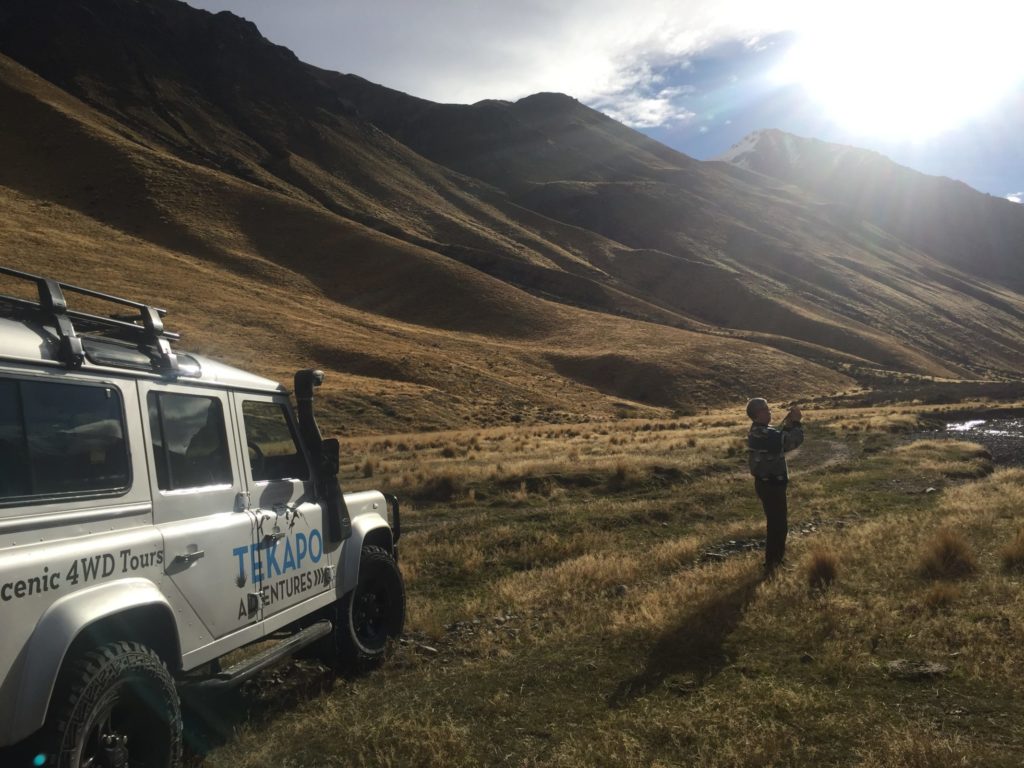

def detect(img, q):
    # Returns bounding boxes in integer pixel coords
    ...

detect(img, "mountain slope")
[318,69,1024,380]
[349,89,1024,378]
[0,52,852,431]
[326,77,699,190]
[1,0,1022,429]
[0,0,730,334]
[718,129,1024,288]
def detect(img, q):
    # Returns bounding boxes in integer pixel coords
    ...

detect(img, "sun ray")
[774,2,1024,139]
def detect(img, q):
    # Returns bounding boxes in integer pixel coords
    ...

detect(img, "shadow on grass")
[609,568,764,708]
[181,660,341,762]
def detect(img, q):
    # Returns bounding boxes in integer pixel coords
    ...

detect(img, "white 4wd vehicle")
[0,267,405,767]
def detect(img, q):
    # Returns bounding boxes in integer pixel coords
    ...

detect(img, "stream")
[924,412,1024,466]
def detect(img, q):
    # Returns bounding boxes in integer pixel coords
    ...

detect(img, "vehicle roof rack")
[0,265,180,371]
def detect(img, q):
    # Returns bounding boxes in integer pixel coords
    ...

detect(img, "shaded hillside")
[717,129,1024,288]
[0,0,725,334]
[1,0,1022,419]
[322,65,1024,381]
[0,53,852,432]
[326,76,698,191]
[0,1,602,276]
[515,176,1024,379]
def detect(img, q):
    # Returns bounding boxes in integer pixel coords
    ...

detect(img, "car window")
[148,392,233,491]
[0,378,130,503]
[241,401,309,482]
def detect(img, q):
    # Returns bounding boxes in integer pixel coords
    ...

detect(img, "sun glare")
[775,2,1024,139]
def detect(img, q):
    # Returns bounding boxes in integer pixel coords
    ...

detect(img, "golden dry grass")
[854,730,982,768]
[188,409,1024,767]
[339,415,749,500]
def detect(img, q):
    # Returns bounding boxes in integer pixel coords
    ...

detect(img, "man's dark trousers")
[755,479,788,570]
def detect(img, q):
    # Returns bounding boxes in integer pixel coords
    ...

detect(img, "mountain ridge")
[717,128,1024,288]
[1,0,1022,430]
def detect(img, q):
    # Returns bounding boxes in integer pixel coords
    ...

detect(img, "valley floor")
[195,403,1024,767]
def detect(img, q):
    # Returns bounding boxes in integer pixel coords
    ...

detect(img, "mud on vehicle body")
[0,267,405,767]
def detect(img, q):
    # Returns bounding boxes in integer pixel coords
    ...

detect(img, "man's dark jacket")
[747,421,804,483]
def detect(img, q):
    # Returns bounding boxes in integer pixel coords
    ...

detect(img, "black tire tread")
[48,640,182,768]
[333,545,405,670]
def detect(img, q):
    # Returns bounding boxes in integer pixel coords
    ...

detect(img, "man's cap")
[746,397,769,420]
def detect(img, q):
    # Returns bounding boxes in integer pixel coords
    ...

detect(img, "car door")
[142,383,261,640]
[232,393,333,623]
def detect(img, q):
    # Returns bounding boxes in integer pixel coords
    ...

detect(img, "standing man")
[746,398,804,575]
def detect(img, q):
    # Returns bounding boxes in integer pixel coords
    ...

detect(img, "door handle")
[263,531,286,545]
[174,549,205,564]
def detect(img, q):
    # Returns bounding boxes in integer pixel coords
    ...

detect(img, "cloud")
[1007,192,1023,204]
[595,91,696,128]
[592,82,697,128]
[187,1,805,111]
[179,1,1022,193]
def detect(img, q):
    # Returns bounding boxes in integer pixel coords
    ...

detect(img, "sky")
[187,1,1024,202]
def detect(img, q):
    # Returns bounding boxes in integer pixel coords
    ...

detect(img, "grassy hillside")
[0,54,851,432]
[323,84,698,191]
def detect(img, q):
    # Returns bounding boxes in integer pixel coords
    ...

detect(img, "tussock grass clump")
[508,480,529,504]
[999,529,1024,573]
[922,582,960,613]
[894,439,993,479]
[806,547,839,591]
[606,462,643,492]
[415,472,464,502]
[919,528,977,580]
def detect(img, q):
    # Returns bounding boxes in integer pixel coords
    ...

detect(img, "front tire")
[329,545,405,669]
[47,640,182,768]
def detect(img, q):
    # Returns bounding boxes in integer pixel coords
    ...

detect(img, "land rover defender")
[0,266,405,767]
